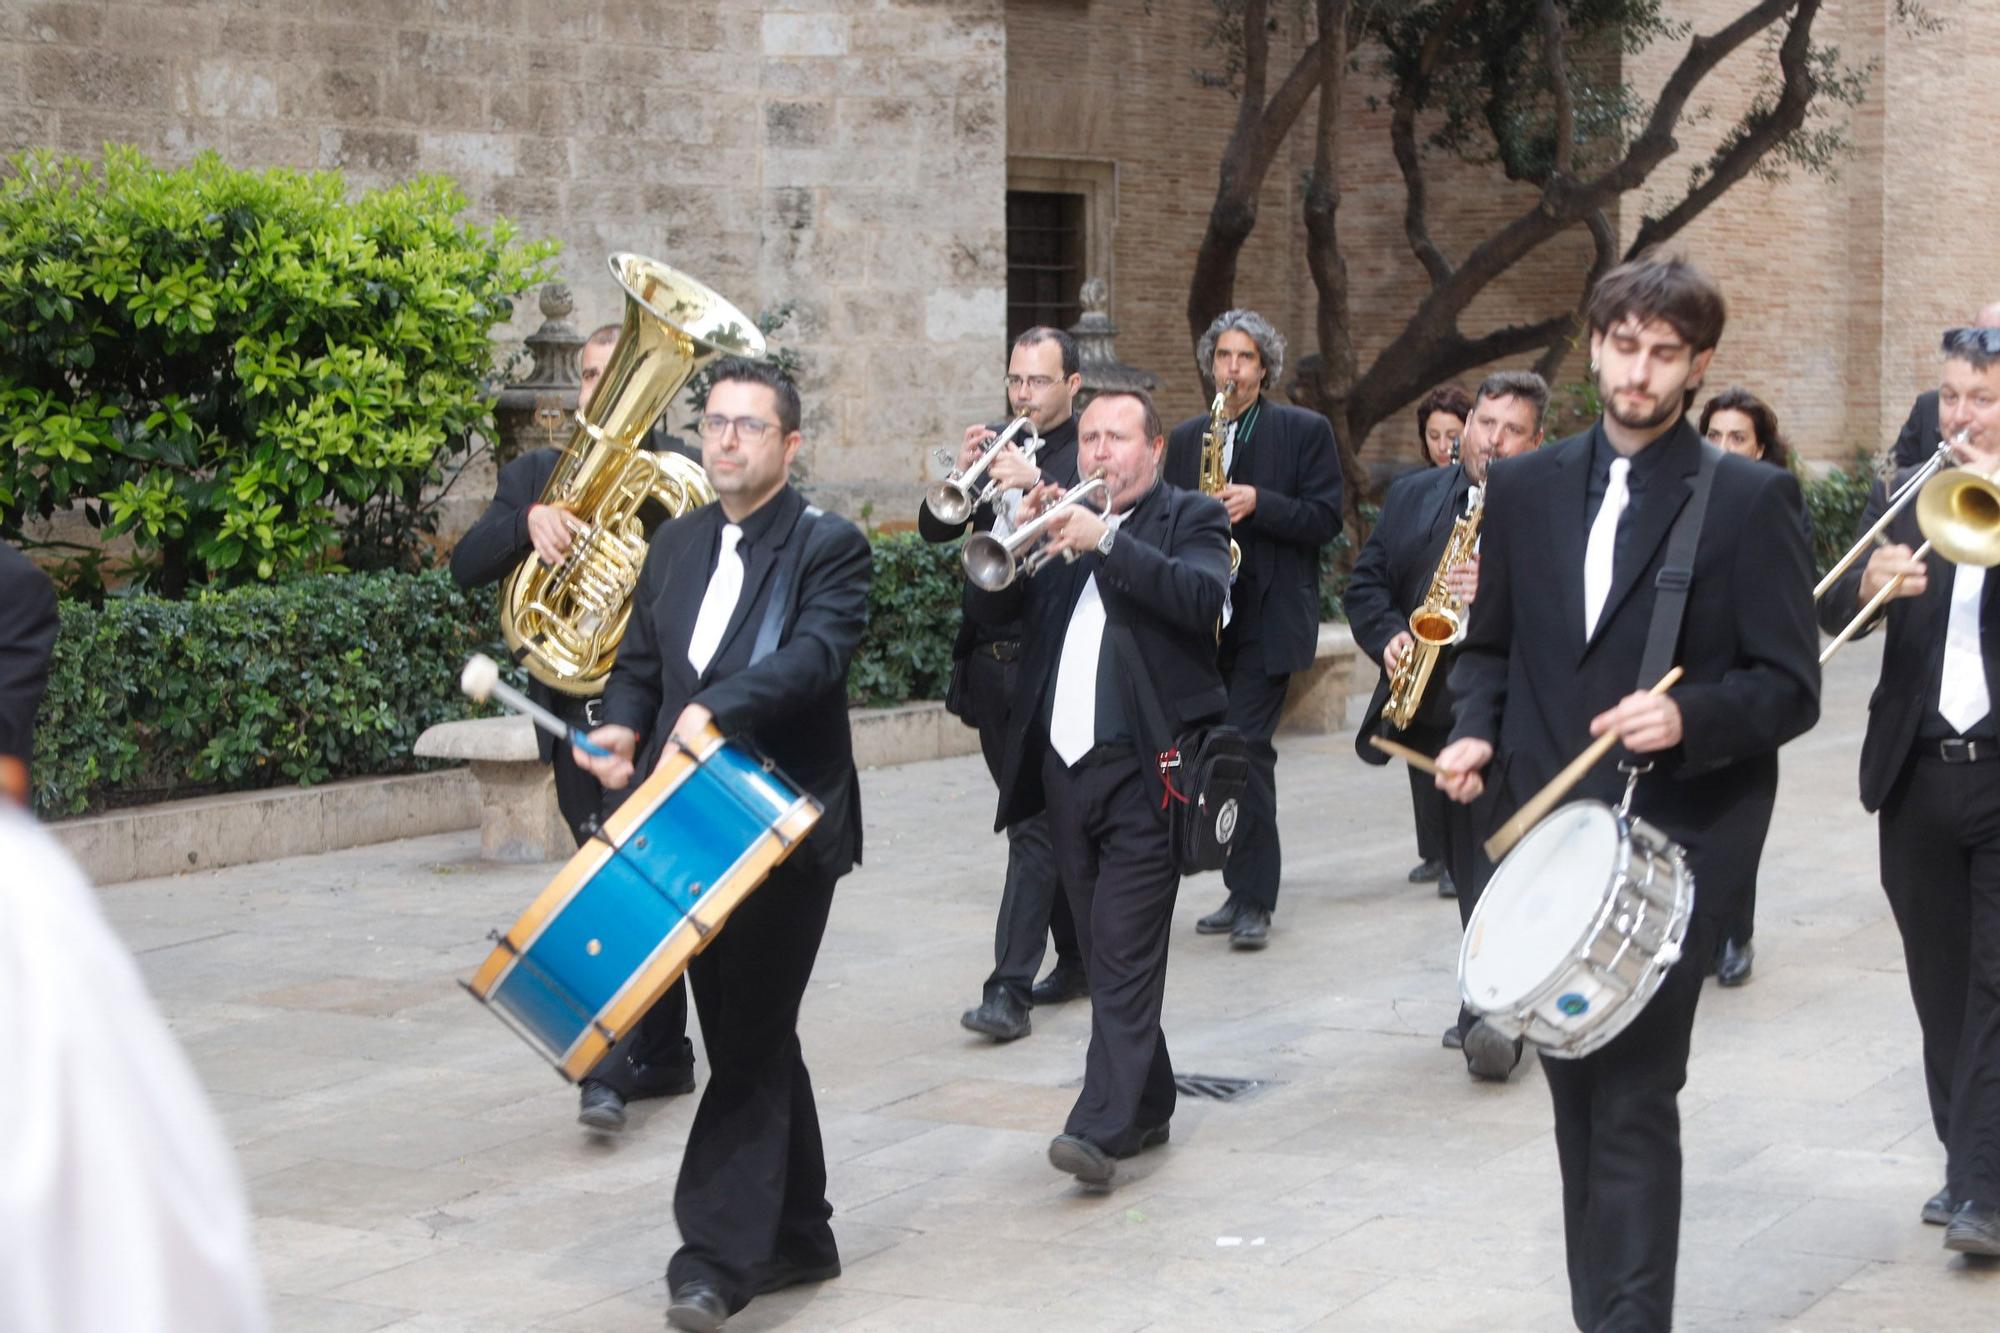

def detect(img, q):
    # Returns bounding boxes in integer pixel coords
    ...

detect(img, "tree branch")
[1388,0,1478,288]
[1535,207,1617,383]
[1538,0,1575,180]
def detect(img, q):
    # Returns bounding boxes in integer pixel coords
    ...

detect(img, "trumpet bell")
[925,481,974,527]
[1917,469,2000,567]
[962,532,1014,591]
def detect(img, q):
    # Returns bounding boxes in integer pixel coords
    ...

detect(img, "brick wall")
[1,0,1009,520]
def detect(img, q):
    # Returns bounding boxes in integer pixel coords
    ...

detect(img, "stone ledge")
[1279,622,1359,735]
[50,769,480,886]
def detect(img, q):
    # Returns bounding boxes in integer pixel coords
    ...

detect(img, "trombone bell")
[1915,469,2000,567]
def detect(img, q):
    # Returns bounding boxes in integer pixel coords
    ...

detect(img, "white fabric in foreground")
[0,807,266,1333]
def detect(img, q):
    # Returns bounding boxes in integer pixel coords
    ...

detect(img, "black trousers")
[965,648,1080,1005]
[1444,785,1498,1038]
[668,855,840,1314]
[1409,763,1448,863]
[1219,634,1291,913]
[564,751,692,1093]
[1044,745,1179,1154]
[1879,751,2000,1203]
[1541,915,1716,1333]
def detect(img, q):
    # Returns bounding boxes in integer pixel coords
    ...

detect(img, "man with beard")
[922,327,1088,1042]
[1348,370,1547,1079]
[1436,255,1819,1330]
[1165,310,1343,951]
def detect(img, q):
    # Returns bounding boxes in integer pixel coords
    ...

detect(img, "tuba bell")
[499,254,765,695]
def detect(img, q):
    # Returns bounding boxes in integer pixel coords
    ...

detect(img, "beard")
[1600,376,1688,433]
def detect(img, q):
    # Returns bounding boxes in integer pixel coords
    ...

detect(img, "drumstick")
[1369,735,1441,775]
[1481,665,1684,862]
[460,653,612,757]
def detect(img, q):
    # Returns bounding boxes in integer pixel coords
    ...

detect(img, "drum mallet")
[1368,735,1441,775]
[459,653,612,757]
[1482,665,1684,862]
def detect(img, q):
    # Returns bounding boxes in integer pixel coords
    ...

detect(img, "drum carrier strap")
[1638,441,1723,689]
[750,505,822,666]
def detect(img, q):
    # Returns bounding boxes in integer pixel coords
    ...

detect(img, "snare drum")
[1458,800,1693,1059]
[466,722,821,1080]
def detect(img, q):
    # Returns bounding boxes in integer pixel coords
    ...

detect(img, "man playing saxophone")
[1348,369,1546,1078]
[1165,310,1342,951]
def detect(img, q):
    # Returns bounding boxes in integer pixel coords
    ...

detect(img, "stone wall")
[1,0,1009,521]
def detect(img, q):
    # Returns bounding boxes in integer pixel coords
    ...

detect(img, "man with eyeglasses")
[920,326,1089,1043]
[452,321,697,1133]
[1893,303,2000,467]
[1822,324,2000,1257]
[1164,309,1343,951]
[574,358,872,1330]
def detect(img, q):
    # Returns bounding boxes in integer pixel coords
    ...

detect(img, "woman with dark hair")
[1415,383,1473,469]
[1695,386,1796,989]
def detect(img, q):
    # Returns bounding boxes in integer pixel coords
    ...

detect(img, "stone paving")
[97,640,2000,1331]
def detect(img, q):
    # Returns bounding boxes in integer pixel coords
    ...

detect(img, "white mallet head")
[460,653,501,703]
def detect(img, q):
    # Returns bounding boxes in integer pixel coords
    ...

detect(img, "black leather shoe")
[960,992,1031,1041]
[1407,858,1445,884]
[577,1080,627,1132]
[1441,1024,1465,1050]
[666,1280,730,1331]
[1463,1019,1522,1082]
[1116,1121,1170,1158]
[754,1253,842,1295]
[1716,939,1755,988]
[1230,904,1271,950]
[1924,1186,1956,1226]
[1196,896,1241,934]
[1048,1132,1116,1185]
[1437,869,1457,899]
[1945,1200,2000,1256]
[1030,964,1089,1006]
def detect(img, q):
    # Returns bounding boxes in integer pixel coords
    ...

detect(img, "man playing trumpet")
[1820,325,2000,1255]
[969,389,1229,1186]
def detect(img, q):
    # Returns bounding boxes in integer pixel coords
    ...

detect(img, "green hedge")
[850,530,962,705]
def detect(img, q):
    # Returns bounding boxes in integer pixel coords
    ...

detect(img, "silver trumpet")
[926,416,1041,526]
[961,472,1110,591]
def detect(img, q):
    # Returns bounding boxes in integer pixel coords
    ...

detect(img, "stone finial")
[1068,276,1157,410]
[522,282,584,390]
[538,282,576,323]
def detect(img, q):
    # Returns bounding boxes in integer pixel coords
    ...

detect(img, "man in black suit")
[972,388,1230,1187]
[920,326,1087,1042]
[1822,325,2000,1255]
[0,541,60,792]
[1436,256,1820,1331]
[574,358,871,1330]
[451,322,699,1131]
[1891,303,2000,467]
[1164,310,1343,950]
[1349,370,1547,1077]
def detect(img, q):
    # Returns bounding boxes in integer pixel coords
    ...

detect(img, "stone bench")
[1279,622,1360,734]
[413,715,570,863]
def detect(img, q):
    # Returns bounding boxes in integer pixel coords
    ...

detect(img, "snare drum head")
[1463,802,1618,1008]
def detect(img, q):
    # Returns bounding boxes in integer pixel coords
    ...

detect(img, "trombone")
[1821,440,2000,664]
[961,472,1109,591]
[1814,435,1958,602]
[926,416,1041,526]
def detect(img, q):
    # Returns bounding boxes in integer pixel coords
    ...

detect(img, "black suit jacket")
[0,542,59,762]
[1165,399,1343,674]
[919,416,1081,660]
[1447,419,1821,924]
[1819,465,2000,812]
[1346,462,1478,761]
[1892,390,1943,469]
[970,481,1230,830]
[601,486,872,876]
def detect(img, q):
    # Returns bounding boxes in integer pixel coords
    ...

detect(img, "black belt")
[1930,737,2000,764]
[976,639,1021,663]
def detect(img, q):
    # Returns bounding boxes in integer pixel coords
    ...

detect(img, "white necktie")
[1049,514,1125,765]
[686,523,744,676]
[1940,562,1990,733]
[1582,457,1630,640]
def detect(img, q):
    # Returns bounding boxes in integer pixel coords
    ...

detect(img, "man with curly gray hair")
[1166,309,1343,950]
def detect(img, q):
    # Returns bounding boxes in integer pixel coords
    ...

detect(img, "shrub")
[1803,454,1876,582]
[850,529,962,705]
[0,146,555,595]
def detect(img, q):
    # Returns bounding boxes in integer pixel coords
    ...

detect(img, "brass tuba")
[1382,487,1483,730]
[499,254,765,695]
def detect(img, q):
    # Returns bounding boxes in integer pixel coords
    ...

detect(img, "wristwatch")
[1095,526,1116,558]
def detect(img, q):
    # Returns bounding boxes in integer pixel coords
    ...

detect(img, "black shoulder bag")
[1110,619,1249,875]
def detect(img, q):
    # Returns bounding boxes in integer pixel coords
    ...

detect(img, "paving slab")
[86,637,2000,1329]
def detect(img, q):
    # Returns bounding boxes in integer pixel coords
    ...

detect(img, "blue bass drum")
[467,722,820,1080]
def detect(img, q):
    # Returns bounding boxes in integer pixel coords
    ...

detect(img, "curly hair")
[1195,308,1285,390]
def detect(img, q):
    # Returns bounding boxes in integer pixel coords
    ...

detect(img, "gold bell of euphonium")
[499,254,765,695]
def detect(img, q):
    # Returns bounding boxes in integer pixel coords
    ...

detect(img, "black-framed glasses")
[1004,374,1058,393]
[1942,326,2000,357]
[697,414,779,444]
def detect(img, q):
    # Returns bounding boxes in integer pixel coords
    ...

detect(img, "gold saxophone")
[1199,390,1243,577]
[499,254,762,695]
[1382,487,1484,730]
